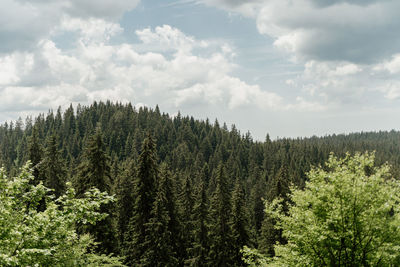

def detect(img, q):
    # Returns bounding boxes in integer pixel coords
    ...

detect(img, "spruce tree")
[75,126,111,196]
[230,177,251,266]
[123,133,158,266]
[187,180,210,266]
[75,126,116,254]
[115,158,135,248]
[208,164,234,266]
[27,127,43,183]
[141,164,179,266]
[41,134,66,198]
[179,174,195,263]
[259,165,291,255]
[249,172,266,238]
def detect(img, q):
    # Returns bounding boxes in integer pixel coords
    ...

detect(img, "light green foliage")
[246,152,400,266]
[241,246,269,267]
[0,163,124,266]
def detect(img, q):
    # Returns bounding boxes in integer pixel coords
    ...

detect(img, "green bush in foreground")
[244,152,400,266]
[0,163,124,266]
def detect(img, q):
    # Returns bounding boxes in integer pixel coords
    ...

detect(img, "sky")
[1,0,400,140]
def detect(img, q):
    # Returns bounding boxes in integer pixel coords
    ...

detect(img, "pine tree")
[259,165,291,255]
[75,126,111,196]
[123,133,158,266]
[208,164,234,266]
[115,158,135,248]
[75,126,116,254]
[187,180,210,266]
[179,174,195,263]
[27,127,43,183]
[249,171,267,239]
[230,177,251,266]
[41,134,66,198]
[141,164,179,266]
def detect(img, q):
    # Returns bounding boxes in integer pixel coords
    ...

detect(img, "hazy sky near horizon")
[1,0,400,139]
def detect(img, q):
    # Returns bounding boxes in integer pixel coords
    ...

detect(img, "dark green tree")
[248,168,266,239]
[75,126,116,254]
[259,165,291,255]
[114,158,135,248]
[208,164,234,266]
[75,126,111,196]
[179,174,195,263]
[230,177,251,266]
[41,134,66,198]
[123,133,158,266]
[27,127,43,183]
[187,180,210,266]
[141,164,179,266]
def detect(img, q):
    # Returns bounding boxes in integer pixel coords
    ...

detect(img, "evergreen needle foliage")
[3,102,400,266]
[75,126,116,255]
[123,133,159,266]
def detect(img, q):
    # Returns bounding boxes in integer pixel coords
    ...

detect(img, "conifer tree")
[27,127,43,183]
[179,174,195,262]
[249,173,266,238]
[75,126,116,254]
[230,177,251,266]
[187,180,210,266]
[141,164,179,266]
[123,133,158,266]
[208,164,234,266]
[41,134,66,198]
[115,158,135,247]
[259,165,291,255]
[75,126,111,196]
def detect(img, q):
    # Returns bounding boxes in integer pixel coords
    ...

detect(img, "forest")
[1,101,400,266]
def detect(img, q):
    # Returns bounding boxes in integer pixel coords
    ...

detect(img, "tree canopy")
[3,102,400,265]
[0,163,123,266]
[245,152,400,266]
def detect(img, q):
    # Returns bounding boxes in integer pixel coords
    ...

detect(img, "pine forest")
[2,101,400,266]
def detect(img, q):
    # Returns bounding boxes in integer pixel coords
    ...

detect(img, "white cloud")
[1,22,306,118]
[287,97,327,112]
[0,53,33,85]
[0,0,139,53]
[380,82,400,100]
[59,16,123,43]
[136,25,201,53]
[374,54,400,74]
[203,0,400,64]
[200,0,400,108]
[0,0,61,52]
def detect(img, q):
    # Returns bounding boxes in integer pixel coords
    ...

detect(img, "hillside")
[1,101,400,265]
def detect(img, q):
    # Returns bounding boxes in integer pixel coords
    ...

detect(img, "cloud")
[0,0,139,53]
[1,22,303,119]
[15,0,140,20]
[136,25,206,54]
[202,0,400,64]
[380,82,400,100]
[374,54,400,74]
[62,0,140,20]
[59,16,123,43]
[0,0,60,53]
[200,0,400,109]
